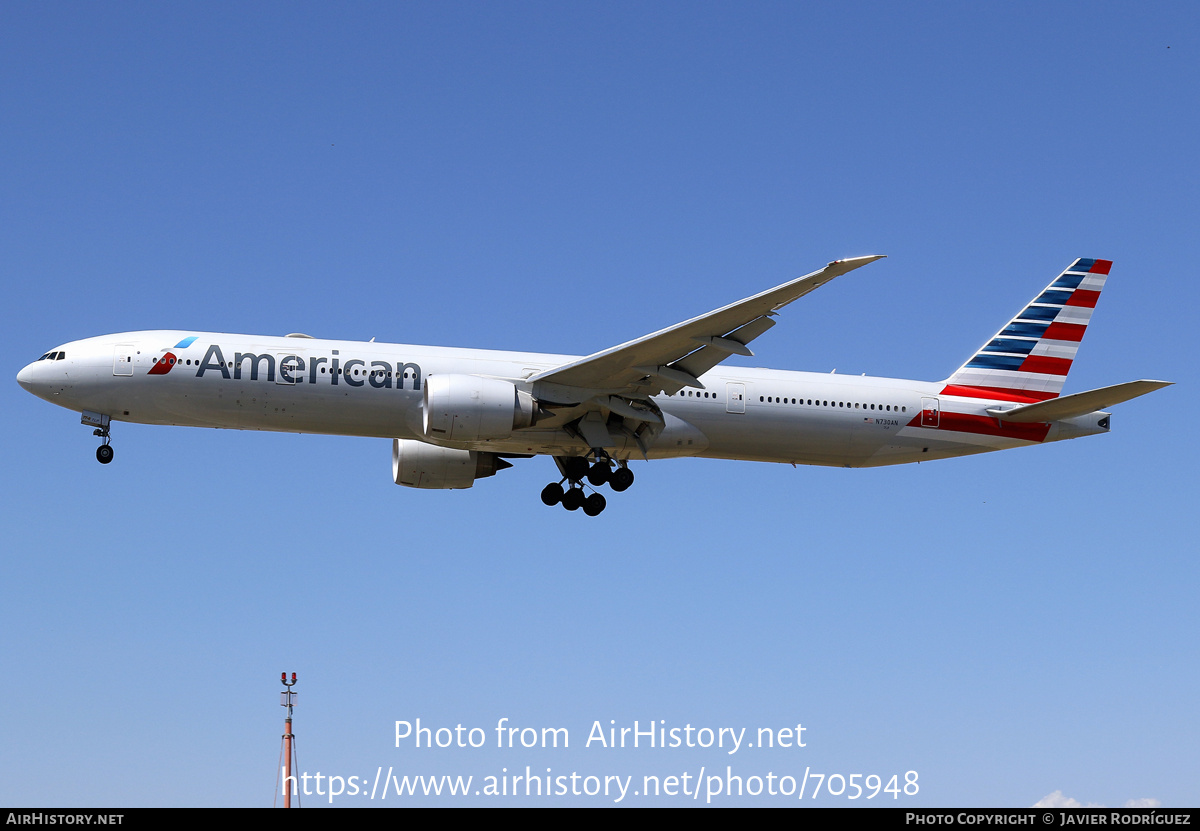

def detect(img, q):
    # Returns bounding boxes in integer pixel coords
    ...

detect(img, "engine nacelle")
[392,439,512,489]
[422,374,535,442]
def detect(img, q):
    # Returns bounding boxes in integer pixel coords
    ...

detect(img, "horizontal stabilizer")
[987,380,1172,423]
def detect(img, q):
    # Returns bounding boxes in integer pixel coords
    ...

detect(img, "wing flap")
[674,316,777,381]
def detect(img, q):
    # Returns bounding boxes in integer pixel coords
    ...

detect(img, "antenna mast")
[277,672,298,807]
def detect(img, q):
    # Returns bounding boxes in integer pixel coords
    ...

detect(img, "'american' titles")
[194,344,423,390]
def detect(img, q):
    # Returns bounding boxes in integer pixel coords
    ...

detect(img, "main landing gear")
[540,452,635,516]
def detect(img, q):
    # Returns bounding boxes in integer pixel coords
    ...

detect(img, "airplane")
[16,256,1170,516]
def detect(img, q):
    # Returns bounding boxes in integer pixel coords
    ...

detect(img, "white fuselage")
[17,330,1107,469]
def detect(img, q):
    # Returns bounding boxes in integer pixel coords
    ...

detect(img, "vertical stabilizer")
[941,258,1111,402]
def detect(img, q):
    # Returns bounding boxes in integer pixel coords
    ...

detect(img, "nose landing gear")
[82,411,114,465]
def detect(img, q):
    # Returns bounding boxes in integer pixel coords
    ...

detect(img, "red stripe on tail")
[1066,289,1100,308]
[938,385,1058,402]
[1019,355,1073,375]
[1042,322,1087,342]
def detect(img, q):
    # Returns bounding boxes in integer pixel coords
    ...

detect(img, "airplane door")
[113,344,134,376]
[921,397,940,428]
[726,382,746,413]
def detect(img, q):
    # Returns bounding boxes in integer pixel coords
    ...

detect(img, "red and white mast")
[278,672,298,807]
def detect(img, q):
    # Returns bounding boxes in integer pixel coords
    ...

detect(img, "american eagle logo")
[148,352,178,375]
[147,336,198,375]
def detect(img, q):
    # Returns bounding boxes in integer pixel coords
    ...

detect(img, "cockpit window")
[47,352,58,360]
[56,352,66,360]
[39,353,50,361]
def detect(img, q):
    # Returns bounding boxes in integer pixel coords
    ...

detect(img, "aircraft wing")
[530,255,885,400]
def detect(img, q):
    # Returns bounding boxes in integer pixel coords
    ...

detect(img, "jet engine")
[392,439,512,489]
[422,374,535,442]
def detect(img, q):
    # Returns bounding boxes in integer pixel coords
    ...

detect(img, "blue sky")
[2,2,1196,807]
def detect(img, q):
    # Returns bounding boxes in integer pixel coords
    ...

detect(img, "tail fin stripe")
[1019,355,1073,375]
[947,368,1065,386]
[1052,273,1087,289]
[1018,306,1062,321]
[967,355,1026,370]
[986,338,1037,354]
[1001,321,1052,338]
[1042,322,1086,342]
[1066,258,1113,275]
[1030,342,1078,359]
[941,384,1058,403]
[1065,289,1101,308]
[1035,290,1074,304]
[1055,306,1093,325]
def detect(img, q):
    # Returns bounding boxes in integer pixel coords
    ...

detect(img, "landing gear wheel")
[586,462,610,486]
[540,482,564,506]
[96,444,114,464]
[583,493,607,516]
[561,487,585,511]
[610,466,634,492]
[562,456,590,481]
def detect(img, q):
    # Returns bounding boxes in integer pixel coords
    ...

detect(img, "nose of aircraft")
[16,361,37,393]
